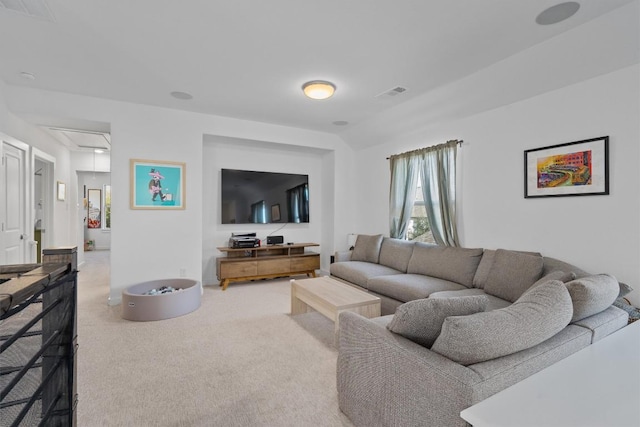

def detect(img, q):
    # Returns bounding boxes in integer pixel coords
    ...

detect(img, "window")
[103,184,111,230]
[406,176,435,243]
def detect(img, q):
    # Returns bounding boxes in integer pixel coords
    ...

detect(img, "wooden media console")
[216,242,320,290]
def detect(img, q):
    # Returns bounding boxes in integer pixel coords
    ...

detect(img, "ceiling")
[0,0,636,149]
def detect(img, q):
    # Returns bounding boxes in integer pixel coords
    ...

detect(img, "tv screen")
[221,169,309,224]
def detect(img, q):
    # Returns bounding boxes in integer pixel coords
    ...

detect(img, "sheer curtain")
[250,200,267,223]
[419,140,460,246]
[287,183,309,223]
[388,153,420,238]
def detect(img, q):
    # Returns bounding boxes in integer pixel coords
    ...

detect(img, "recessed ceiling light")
[332,120,349,126]
[302,81,336,100]
[170,91,193,100]
[94,149,105,154]
[536,2,580,25]
[19,71,36,80]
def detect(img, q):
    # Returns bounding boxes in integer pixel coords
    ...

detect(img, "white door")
[1,142,26,264]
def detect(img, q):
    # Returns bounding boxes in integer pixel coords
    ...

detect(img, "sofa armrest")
[337,311,482,427]
[334,250,353,262]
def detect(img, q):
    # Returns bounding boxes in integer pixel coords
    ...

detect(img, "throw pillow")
[350,234,384,263]
[618,281,633,299]
[387,295,488,348]
[431,279,573,365]
[483,249,544,303]
[565,274,620,322]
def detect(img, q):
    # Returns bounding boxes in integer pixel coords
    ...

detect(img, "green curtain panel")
[388,154,420,238]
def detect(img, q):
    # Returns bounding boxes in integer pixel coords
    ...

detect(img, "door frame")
[32,148,56,258]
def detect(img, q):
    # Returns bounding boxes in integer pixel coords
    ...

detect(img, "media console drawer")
[219,260,257,278]
[257,258,291,275]
[291,255,320,272]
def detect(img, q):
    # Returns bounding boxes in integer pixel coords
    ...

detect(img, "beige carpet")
[77,251,353,427]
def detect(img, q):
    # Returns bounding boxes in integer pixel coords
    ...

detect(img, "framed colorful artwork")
[524,136,609,198]
[130,159,186,209]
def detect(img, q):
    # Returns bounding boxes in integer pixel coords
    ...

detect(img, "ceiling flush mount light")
[302,80,336,100]
[536,2,580,25]
[170,91,193,100]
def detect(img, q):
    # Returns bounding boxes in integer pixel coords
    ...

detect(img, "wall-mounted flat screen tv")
[221,169,309,224]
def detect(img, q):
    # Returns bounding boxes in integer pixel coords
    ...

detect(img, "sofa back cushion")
[406,244,484,287]
[387,295,488,347]
[378,238,415,273]
[483,249,544,302]
[351,234,384,263]
[473,249,542,289]
[431,279,573,365]
[566,274,620,322]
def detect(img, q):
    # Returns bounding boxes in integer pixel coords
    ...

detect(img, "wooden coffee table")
[290,276,381,332]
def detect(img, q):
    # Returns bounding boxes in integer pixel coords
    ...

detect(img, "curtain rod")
[386,139,463,160]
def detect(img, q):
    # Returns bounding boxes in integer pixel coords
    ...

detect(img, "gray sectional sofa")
[331,234,630,427]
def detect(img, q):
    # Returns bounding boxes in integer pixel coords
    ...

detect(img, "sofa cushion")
[387,295,488,347]
[351,234,384,263]
[431,279,573,365]
[429,289,512,311]
[565,274,620,322]
[483,249,544,303]
[367,274,467,303]
[473,249,542,289]
[573,305,629,343]
[378,238,415,273]
[330,261,402,289]
[406,244,484,287]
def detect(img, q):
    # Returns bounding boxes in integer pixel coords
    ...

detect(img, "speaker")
[267,235,284,245]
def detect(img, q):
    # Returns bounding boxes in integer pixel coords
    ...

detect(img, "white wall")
[3,86,352,304]
[354,64,640,306]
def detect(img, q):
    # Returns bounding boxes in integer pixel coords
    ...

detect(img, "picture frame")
[524,136,609,198]
[56,181,66,201]
[130,159,186,209]
[271,203,281,222]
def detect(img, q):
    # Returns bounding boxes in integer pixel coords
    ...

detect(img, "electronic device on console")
[229,232,260,248]
[266,235,284,245]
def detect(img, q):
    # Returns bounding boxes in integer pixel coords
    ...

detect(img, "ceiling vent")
[375,86,408,99]
[0,0,55,21]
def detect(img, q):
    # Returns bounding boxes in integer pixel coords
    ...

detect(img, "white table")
[460,320,640,427]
